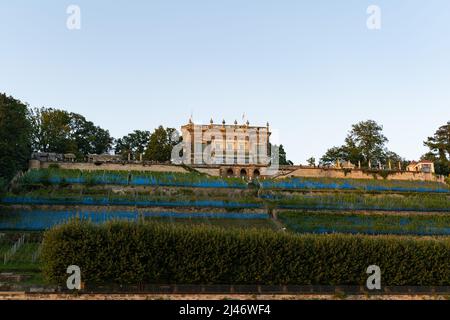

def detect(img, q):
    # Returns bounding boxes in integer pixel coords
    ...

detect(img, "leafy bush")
[41,220,450,286]
[0,177,7,195]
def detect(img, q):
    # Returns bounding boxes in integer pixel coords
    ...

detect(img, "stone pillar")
[28,159,41,170]
[388,160,392,170]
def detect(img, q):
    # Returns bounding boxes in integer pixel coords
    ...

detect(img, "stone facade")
[181,119,271,166]
[406,160,435,174]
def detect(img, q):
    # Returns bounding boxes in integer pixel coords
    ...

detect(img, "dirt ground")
[0,292,449,300]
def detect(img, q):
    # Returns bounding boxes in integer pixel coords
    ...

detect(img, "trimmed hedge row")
[41,220,450,286]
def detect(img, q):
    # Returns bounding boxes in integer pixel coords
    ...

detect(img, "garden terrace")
[0,208,270,231]
[277,211,450,236]
[264,192,450,212]
[261,177,450,193]
[18,169,248,189]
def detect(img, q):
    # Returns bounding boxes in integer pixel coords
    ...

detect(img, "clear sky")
[1,1,449,164]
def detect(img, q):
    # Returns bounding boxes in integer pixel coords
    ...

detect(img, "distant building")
[87,154,122,163]
[406,160,435,173]
[181,119,271,166]
[31,152,64,162]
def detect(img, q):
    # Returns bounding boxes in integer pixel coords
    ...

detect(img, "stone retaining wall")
[36,161,188,173]
[276,167,445,183]
[29,161,446,183]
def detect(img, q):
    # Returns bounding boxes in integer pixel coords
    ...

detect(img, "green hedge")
[41,220,450,286]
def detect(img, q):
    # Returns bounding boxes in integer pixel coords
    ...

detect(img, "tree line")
[0,93,179,184]
[318,120,405,169]
[0,92,449,186]
[316,119,450,176]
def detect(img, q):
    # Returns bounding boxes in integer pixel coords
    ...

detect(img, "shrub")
[41,220,450,287]
[0,177,7,195]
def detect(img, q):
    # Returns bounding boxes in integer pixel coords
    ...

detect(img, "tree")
[306,157,316,167]
[30,107,71,154]
[0,93,32,182]
[115,130,151,160]
[30,107,113,159]
[384,151,407,169]
[68,113,113,158]
[144,126,180,162]
[320,120,402,168]
[423,121,450,176]
[319,146,347,166]
[278,144,293,165]
[345,120,388,165]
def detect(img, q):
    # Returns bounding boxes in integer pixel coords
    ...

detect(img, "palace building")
[181,119,271,175]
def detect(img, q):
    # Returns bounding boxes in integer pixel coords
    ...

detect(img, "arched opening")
[226,168,234,177]
[240,168,247,178]
[253,169,260,178]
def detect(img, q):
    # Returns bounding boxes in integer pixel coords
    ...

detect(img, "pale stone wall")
[30,161,445,183]
[195,167,221,176]
[276,167,445,183]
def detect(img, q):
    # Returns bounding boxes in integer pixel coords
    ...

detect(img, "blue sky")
[1,1,449,163]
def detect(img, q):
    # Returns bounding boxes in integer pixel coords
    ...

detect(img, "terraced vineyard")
[1,168,449,236]
[278,211,450,236]
[260,176,450,193]
[17,169,248,188]
[0,232,42,270]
